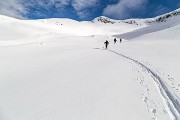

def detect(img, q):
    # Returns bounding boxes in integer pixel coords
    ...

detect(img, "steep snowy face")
[114,8,180,40]
[141,8,180,25]
[150,8,180,23]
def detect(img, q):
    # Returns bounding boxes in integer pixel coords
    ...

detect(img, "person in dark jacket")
[114,38,117,44]
[120,38,122,43]
[104,40,109,49]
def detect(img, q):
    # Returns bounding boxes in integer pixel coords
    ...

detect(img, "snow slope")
[115,9,180,39]
[0,8,180,120]
[111,24,180,119]
[0,13,146,40]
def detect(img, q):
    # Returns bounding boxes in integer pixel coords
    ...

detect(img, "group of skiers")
[104,38,122,49]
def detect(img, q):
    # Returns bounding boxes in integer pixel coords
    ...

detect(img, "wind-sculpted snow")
[108,50,180,120]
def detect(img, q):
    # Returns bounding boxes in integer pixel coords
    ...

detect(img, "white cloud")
[0,0,27,19]
[103,0,148,19]
[72,0,99,19]
[39,0,71,8]
[72,0,98,10]
[0,0,72,19]
[56,0,71,6]
[0,0,178,20]
[0,0,147,20]
[0,0,109,20]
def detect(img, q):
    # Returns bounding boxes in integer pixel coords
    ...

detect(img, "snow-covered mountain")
[0,8,180,120]
[93,8,180,25]
[1,8,179,40]
[114,9,180,40]
[0,16,143,39]
[151,8,180,23]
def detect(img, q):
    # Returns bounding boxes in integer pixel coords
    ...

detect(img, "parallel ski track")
[108,49,180,120]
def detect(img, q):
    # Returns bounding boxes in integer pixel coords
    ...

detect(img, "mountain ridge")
[93,8,180,25]
[0,8,180,38]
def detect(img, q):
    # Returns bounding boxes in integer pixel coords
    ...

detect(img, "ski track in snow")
[107,49,180,120]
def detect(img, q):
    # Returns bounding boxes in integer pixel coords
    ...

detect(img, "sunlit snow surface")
[0,9,180,120]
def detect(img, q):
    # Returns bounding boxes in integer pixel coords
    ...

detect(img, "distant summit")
[92,16,116,24]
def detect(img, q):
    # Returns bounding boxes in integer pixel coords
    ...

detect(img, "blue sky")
[0,0,180,21]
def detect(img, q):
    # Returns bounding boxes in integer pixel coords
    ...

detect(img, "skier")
[114,38,117,44]
[104,40,109,49]
[120,38,122,43]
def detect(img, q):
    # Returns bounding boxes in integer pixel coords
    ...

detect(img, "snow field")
[0,9,180,120]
